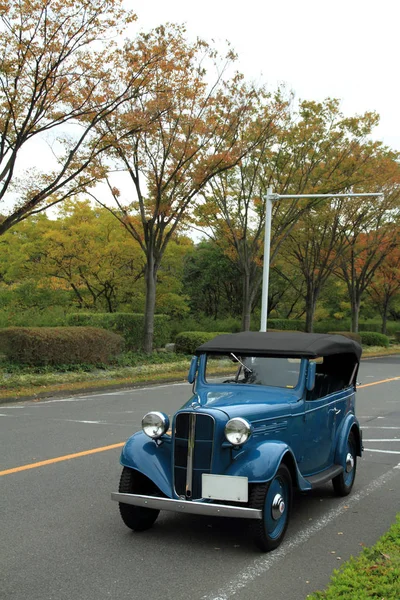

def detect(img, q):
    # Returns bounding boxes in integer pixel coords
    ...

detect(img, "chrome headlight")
[142,411,170,439]
[225,417,252,446]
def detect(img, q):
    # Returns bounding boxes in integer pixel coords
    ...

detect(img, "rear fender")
[334,415,362,467]
[120,431,173,498]
[225,441,311,491]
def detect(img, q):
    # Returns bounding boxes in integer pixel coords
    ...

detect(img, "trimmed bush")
[66,313,171,350]
[175,331,227,355]
[267,319,305,331]
[359,331,390,347]
[328,331,362,343]
[0,327,124,365]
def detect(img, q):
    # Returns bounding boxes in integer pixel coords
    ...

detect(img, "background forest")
[0,0,400,355]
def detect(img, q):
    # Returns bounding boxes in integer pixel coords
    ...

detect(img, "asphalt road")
[1,356,399,600]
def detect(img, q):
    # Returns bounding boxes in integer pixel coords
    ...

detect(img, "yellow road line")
[358,376,400,389]
[0,442,124,477]
[1,376,399,478]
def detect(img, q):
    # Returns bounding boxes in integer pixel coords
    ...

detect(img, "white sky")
[127,0,400,151]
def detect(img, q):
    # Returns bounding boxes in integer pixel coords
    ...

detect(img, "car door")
[301,383,336,475]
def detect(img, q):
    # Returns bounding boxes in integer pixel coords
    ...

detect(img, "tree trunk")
[350,297,360,333]
[143,255,158,353]
[241,270,251,331]
[381,300,389,335]
[305,291,317,333]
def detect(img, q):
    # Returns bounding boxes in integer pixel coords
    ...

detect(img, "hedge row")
[175,332,227,355]
[314,320,400,334]
[174,329,391,354]
[268,319,400,336]
[328,331,362,343]
[267,319,305,331]
[0,327,124,365]
[66,313,171,350]
[359,332,390,347]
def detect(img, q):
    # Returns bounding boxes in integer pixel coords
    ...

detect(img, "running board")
[304,465,343,488]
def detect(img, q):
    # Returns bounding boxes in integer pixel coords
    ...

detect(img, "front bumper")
[111,493,262,520]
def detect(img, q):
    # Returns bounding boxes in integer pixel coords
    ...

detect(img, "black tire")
[332,432,357,496]
[249,464,292,552]
[118,467,160,531]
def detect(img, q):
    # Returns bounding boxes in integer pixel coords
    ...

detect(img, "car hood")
[181,385,299,422]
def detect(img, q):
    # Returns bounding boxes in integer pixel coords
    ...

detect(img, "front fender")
[120,431,173,498]
[334,414,362,467]
[225,441,311,490]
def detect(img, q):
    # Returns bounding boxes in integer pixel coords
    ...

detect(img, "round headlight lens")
[225,417,252,446]
[142,411,169,439]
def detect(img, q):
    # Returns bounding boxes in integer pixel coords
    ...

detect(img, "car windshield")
[205,354,301,389]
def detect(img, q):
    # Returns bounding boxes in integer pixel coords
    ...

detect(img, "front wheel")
[332,432,357,496]
[118,467,160,531]
[249,464,292,552]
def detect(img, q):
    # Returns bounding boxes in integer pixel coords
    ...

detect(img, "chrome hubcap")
[346,452,354,473]
[271,493,285,520]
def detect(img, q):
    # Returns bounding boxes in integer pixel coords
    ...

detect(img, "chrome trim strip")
[111,493,262,519]
[304,393,354,416]
[185,413,196,498]
[250,391,354,424]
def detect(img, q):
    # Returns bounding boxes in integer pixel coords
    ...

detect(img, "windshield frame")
[200,352,307,393]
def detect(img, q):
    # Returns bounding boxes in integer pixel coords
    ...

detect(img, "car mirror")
[188,356,198,384]
[306,361,316,391]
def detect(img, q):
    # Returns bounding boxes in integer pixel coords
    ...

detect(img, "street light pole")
[260,187,274,332]
[260,190,384,332]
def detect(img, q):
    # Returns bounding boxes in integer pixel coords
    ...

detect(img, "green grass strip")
[308,515,400,599]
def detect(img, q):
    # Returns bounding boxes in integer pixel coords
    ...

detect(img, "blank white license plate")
[202,474,248,503]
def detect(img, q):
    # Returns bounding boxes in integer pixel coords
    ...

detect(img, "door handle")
[334,408,341,415]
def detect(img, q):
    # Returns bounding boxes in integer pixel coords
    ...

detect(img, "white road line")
[50,418,135,426]
[202,465,400,600]
[364,439,399,442]
[26,381,189,405]
[364,449,400,455]
[362,426,400,430]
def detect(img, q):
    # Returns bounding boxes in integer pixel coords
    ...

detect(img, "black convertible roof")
[195,331,362,361]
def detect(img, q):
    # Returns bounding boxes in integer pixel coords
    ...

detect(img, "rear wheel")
[332,432,357,496]
[249,464,292,552]
[118,467,160,531]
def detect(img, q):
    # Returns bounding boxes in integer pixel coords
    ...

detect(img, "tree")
[197,98,385,330]
[367,242,400,334]
[280,200,346,332]
[91,25,269,351]
[0,201,145,312]
[0,0,164,235]
[183,240,242,319]
[334,151,400,332]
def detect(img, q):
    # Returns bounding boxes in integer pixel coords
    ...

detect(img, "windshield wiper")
[230,353,253,374]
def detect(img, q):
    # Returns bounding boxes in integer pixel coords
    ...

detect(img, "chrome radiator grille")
[173,412,214,500]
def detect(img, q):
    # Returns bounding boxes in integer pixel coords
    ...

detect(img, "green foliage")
[308,515,400,599]
[358,321,400,334]
[395,331,400,342]
[66,313,171,350]
[0,327,124,366]
[0,307,67,328]
[328,331,362,343]
[267,319,305,331]
[170,316,241,338]
[175,332,227,354]
[182,241,242,319]
[360,331,390,347]
[114,350,190,367]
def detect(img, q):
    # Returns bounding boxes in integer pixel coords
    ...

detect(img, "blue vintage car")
[112,332,363,551]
